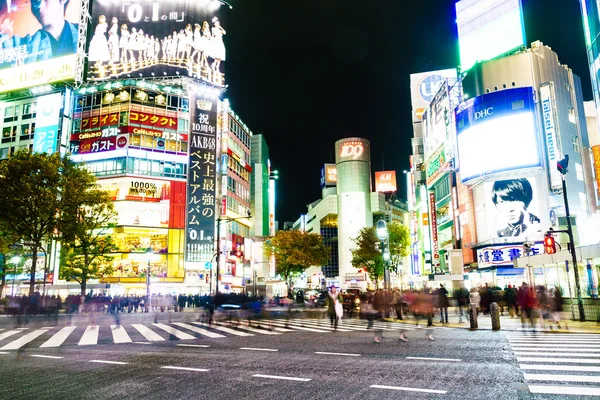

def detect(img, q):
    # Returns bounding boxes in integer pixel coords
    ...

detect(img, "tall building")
[250,134,270,237]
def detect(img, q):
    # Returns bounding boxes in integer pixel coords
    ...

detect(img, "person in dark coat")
[438,284,449,323]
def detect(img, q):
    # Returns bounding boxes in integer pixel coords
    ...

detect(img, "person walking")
[505,285,517,317]
[438,284,449,323]
[325,286,343,331]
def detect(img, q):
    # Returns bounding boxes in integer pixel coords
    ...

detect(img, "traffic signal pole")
[561,175,585,321]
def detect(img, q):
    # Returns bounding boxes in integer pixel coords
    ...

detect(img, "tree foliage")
[60,188,118,295]
[0,150,104,295]
[264,230,329,285]
[387,222,411,272]
[351,227,384,286]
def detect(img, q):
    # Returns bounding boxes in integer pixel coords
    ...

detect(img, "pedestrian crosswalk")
[507,332,600,396]
[0,317,421,350]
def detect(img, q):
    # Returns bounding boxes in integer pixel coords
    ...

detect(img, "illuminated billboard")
[33,93,62,154]
[456,87,541,183]
[421,80,455,160]
[456,0,526,72]
[0,0,81,92]
[473,176,546,242]
[580,1,600,134]
[320,164,337,187]
[185,93,217,263]
[374,171,397,192]
[409,69,457,122]
[86,0,227,86]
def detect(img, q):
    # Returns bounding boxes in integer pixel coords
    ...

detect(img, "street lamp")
[142,248,159,313]
[557,155,585,321]
[10,256,21,296]
[376,220,389,289]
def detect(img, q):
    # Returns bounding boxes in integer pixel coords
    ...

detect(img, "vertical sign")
[269,178,275,236]
[592,145,600,198]
[33,93,63,154]
[185,94,217,262]
[540,84,562,191]
[429,192,439,261]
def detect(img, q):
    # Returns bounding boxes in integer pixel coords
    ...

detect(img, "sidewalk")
[388,308,600,334]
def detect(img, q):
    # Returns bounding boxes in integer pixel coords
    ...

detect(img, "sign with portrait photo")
[0,0,81,92]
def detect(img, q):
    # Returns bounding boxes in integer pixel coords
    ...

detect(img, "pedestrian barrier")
[469,304,478,330]
[490,302,501,331]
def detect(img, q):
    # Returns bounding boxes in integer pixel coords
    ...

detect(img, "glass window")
[4,106,13,117]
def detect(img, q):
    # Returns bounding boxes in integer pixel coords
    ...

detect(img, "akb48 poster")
[86,0,226,86]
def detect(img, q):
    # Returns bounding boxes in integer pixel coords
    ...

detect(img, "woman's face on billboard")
[495,198,525,225]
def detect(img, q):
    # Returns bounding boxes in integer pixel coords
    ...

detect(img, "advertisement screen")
[185,93,217,263]
[409,69,457,123]
[474,176,547,243]
[374,171,397,192]
[456,87,540,183]
[580,1,600,138]
[320,163,337,187]
[422,81,454,159]
[0,0,80,92]
[86,0,227,86]
[33,93,62,154]
[456,0,526,71]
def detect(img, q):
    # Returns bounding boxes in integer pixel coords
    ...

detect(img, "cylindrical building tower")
[335,137,372,279]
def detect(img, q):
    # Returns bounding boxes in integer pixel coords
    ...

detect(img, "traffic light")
[544,233,556,254]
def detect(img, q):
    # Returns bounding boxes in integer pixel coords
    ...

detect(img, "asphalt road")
[1,312,599,399]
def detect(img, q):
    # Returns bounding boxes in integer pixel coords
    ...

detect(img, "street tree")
[387,222,411,272]
[264,230,329,287]
[0,232,19,297]
[60,188,118,295]
[0,150,99,295]
[351,227,384,287]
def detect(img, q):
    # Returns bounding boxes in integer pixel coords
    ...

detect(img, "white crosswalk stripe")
[507,332,600,396]
[189,322,252,337]
[152,323,196,340]
[0,329,48,350]
[171,322,226,338]
[110,325,132,344]
[40,326,77,348]
[217,321,282,335]
[0,329,23,342]
[132,324,165,342]
[78,326,99,346]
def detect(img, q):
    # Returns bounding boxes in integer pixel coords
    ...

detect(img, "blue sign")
[32,93,62,154]
[205,262,212,271]
[549,209,557,226]
[419,74,448,104]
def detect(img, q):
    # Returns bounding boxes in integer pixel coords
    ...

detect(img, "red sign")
[129,111,178,130]
[374,171,397,192]
[120,125,188,141]
[81,113,119,131]
[429,192,439,260]
[70,136,117,154]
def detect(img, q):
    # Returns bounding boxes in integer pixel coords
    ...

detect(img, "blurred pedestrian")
[326,286,343,331]
[505,285,517,317]
[373,289,386,343]
[412,291,435,341]
[438,284,449,323]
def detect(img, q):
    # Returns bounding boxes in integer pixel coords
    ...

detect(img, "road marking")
[520,364,600,372]
[172,322,226,338]
[191,321,253,337]
[78,326,99,346]
[508,342,600,348]
[252,374,311,382]
[40,326,77,348]
[133,342,151,345]
[110,325,132,344]
[132,324,165,341]
[41,327,54,329]
[509,338,600,343]
[285,320,352,332]
[218,322,281,335]
[161,366,209,372]
[31,355,63,359]
[514,351,600,357]
[152,323,196,340]
[0,329,48,350]
[89,360,128,365]
[0,352,8,355]
[517,357,600,364]
[0,330,22,342]
[512,347,600,352]
[406,356,461,362]
[524,373,600,383]
[267,320,329,333]
[528,384,600,396]
[240,347,278,352]
[314,351,360,357]
[370,384,447,394]
[177,344,210,348]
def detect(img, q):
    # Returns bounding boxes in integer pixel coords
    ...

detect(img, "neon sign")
[340,142,364,159]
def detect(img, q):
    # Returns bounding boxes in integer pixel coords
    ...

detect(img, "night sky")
[223,0,590,224]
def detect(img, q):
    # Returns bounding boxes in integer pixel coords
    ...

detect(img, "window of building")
[568,107,576,124]
[0,147,8,159]
[575,162,584,181]
[572,136,580,153]
[4,106,13,117]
